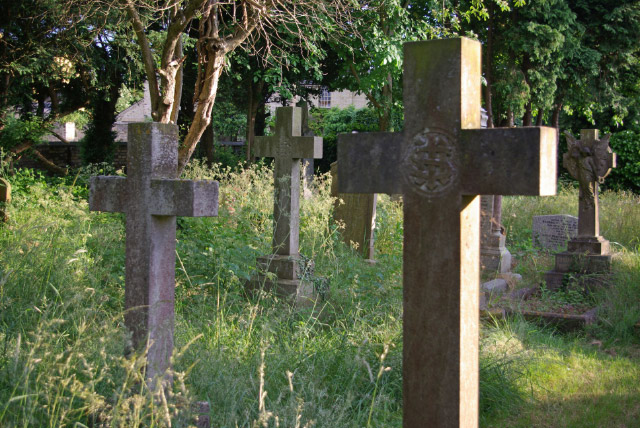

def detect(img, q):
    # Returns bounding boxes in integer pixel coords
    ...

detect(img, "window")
[319,89,331,108]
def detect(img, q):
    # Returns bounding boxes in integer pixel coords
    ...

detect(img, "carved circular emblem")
[402,128,457,197]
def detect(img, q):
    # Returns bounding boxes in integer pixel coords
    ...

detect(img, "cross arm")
[253,136,276,158]
[150,179,219,217]
[90,176,127,213]
[290,136,322,159]
[460,127,557,196]
[337,132,404,194]
[253,136,322,159]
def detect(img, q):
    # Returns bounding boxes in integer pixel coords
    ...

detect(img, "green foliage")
[0,115,48,151]
[308,106,402,171]
[2,167,640,426]
[606,130,640,193]
[210,101,247,141]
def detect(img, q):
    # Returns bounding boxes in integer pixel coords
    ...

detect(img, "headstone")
[89,122,219,384]
[297,101,315,199]
[337,38,557,427]
[248,107,323,304]
[480,195,511,273]
[330,162,377,261]
[545,129,616,289]
[0,177,11,222]
[532,214,578,250]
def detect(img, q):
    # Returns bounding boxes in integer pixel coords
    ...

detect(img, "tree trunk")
[245,76,264,164]
[535,110,544,126]
[201,123,215,166]
[507,108,515,127]
[483,2,495,128]
[177,51,225,173]
[379,72,393,132]
[522,102,533,126]
[552,103,562,128]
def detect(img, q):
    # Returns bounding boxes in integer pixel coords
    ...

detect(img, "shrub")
[606,130,640,193]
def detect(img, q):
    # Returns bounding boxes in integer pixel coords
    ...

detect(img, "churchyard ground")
[0,163,639,427]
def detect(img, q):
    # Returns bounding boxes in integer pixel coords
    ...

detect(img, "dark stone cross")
[338,38,557,427]
[249,107,322,302]
[545,129,616,289]
[89,123,219,382]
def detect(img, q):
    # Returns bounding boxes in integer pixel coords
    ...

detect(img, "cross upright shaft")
[254,107,322,256]
[338,38,557,427]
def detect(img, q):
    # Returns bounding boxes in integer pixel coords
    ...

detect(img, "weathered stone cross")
[89,123,219,382]
[338,38,557,427]
[249,107,322,303]
[254,106,322,256]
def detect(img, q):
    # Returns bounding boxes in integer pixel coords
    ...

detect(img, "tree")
[119,0,353,172]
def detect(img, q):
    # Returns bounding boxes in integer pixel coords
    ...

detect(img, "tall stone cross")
[563,129,616,239]
[249,107,322,303]
[89,123,219,382]
[338,38,557,427]
[254,107,322,256]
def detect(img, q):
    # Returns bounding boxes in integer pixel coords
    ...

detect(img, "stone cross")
[0,177,11,222]
[250,107,322,302]
[89,123,219,382]
[545,129,616,289]
[330,162,377,260]
[296,101,316,199]
[338,38,557,427]
[564,129,616,238]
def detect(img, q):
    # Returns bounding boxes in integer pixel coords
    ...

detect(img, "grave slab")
[90,122,219,384]
[337,38,556,427]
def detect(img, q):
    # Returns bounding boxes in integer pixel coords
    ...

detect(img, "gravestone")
[480,195,511,273]
[337,38,557,427]
[90,122,219,384]
[296,101,315,199]
[330,161,377,261]
[0,177,10,222]
[532,214,578,250]
[248,107,323,304]
[545,129,616,289]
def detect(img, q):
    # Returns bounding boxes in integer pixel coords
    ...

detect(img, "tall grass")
[1,163,638,426]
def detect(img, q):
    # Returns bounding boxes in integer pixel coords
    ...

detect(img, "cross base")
[568,236,610,254]
[245,255,321,306]
[480,233,511,273]
[545,236,612,290]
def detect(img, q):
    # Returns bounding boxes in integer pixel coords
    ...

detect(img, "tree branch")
[349,62,382,110]
[122,0,161,120]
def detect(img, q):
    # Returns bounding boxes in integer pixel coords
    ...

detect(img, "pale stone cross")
[254,107,322,256]
[89,123,219,382]
[338,38,557,427]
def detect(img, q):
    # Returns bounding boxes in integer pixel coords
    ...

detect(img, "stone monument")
[337,38,557,427]
[532,214,578,250]
[296,101,316,199]
[330,161,377,261]
[0,177,11,222]
[545,129,616,290]
[248,107,323,304]
[90,122,219,384]
[480,195,511,273]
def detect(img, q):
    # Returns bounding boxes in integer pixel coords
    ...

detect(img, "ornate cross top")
[90,123,219,383]
[338,38,557,427]
[254,107,322,255]
[564,129,616,238]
